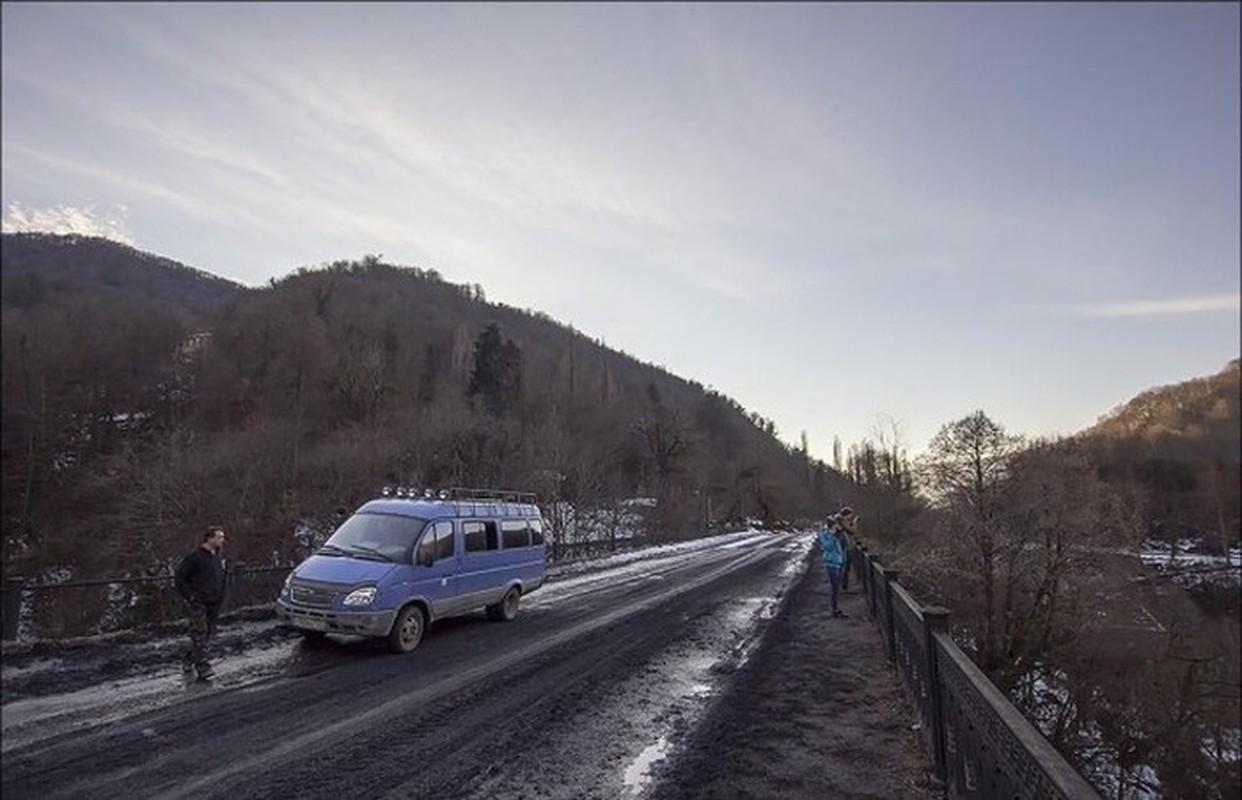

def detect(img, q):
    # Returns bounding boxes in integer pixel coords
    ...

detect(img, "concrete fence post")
[883,568,900,662]
[922,606,951,789]
[866,548,877,614]
[2,578,25,641]
[857,544,872,613]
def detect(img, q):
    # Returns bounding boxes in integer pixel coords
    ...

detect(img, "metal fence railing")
[1,536,645,643]
[547,536,641,563]
[853,541,1100,800]
[1,566,291,642]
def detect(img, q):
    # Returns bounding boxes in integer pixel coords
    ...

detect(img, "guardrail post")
[856,543,871,614]
[883,569,900,662]
[922,606,951,789]
[868,547,879,615]
[2,578,26,641]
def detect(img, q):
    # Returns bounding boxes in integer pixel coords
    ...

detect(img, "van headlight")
[343,586,377,607]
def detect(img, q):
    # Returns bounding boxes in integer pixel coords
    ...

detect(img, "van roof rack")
[447,487,538,505]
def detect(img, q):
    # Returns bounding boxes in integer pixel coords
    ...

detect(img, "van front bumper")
[274,599,396,637]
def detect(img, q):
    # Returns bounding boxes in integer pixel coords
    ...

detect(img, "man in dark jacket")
[836,507,858,592]
[174,526,228,681]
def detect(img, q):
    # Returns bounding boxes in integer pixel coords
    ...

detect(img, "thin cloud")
[2,201,135,245]
[4,143,266,232]
[1068,293,1241,317]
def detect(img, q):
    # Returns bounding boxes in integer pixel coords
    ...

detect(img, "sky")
[3,2,1239,460]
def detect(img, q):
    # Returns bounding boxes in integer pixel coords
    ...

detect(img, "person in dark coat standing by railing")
[174,526,228,682]
[836,507,858,592]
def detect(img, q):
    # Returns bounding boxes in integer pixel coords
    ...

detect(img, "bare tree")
[988,439,1138,689]
[917,411,1024,672]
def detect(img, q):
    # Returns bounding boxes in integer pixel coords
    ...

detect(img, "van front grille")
[289,580,340,608]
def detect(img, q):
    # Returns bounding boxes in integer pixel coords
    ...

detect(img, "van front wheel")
[487,587,521,622]
[388,605,425,653]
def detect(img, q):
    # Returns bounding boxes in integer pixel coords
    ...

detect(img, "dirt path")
[651,553,940,799]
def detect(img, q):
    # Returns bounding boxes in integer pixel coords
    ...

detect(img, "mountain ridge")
[5,232,1236,452]
[1,232,245,319]
[1083,359,1240,460]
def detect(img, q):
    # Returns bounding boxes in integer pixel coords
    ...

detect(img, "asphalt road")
[2,532,813,799]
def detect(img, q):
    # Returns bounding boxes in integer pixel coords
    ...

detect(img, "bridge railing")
[0,536,639,642]
[854,541,1100,800]
[0,566,292,642]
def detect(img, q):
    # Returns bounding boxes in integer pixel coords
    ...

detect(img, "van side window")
[529,518,545,546]
[417,520,455,563]
[463,520,499,553]
[501,519,529,549]
[433,521,455,559]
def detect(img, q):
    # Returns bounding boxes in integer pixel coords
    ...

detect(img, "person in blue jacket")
[816,515,848,618]
[836,507,857,592]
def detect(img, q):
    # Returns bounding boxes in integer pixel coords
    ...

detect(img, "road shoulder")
[651,550,940,799]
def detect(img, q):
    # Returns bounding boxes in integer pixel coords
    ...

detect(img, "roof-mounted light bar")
[376,485,539,506]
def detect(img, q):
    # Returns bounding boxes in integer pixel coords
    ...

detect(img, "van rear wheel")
[388,605,425,653]
[487,587,521,622]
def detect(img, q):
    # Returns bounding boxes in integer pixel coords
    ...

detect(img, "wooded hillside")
[1083,360,1241,551]
[1,234,853,579]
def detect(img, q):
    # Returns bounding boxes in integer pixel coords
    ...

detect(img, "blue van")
[275,487,547,653]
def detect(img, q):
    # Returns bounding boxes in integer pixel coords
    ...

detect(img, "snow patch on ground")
[1,635,298,753]
[1135,540,1242,588]
[623,736,671,796]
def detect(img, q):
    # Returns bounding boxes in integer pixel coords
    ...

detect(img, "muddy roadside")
[650,554,942,799]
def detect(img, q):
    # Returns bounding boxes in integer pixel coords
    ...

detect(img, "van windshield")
[320,513,427,562]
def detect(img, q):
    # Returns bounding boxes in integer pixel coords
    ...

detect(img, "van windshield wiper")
[316,544,350,557]
[346,544,395,562]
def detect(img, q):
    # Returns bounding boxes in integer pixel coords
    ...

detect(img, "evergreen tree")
[467,323,523,417]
